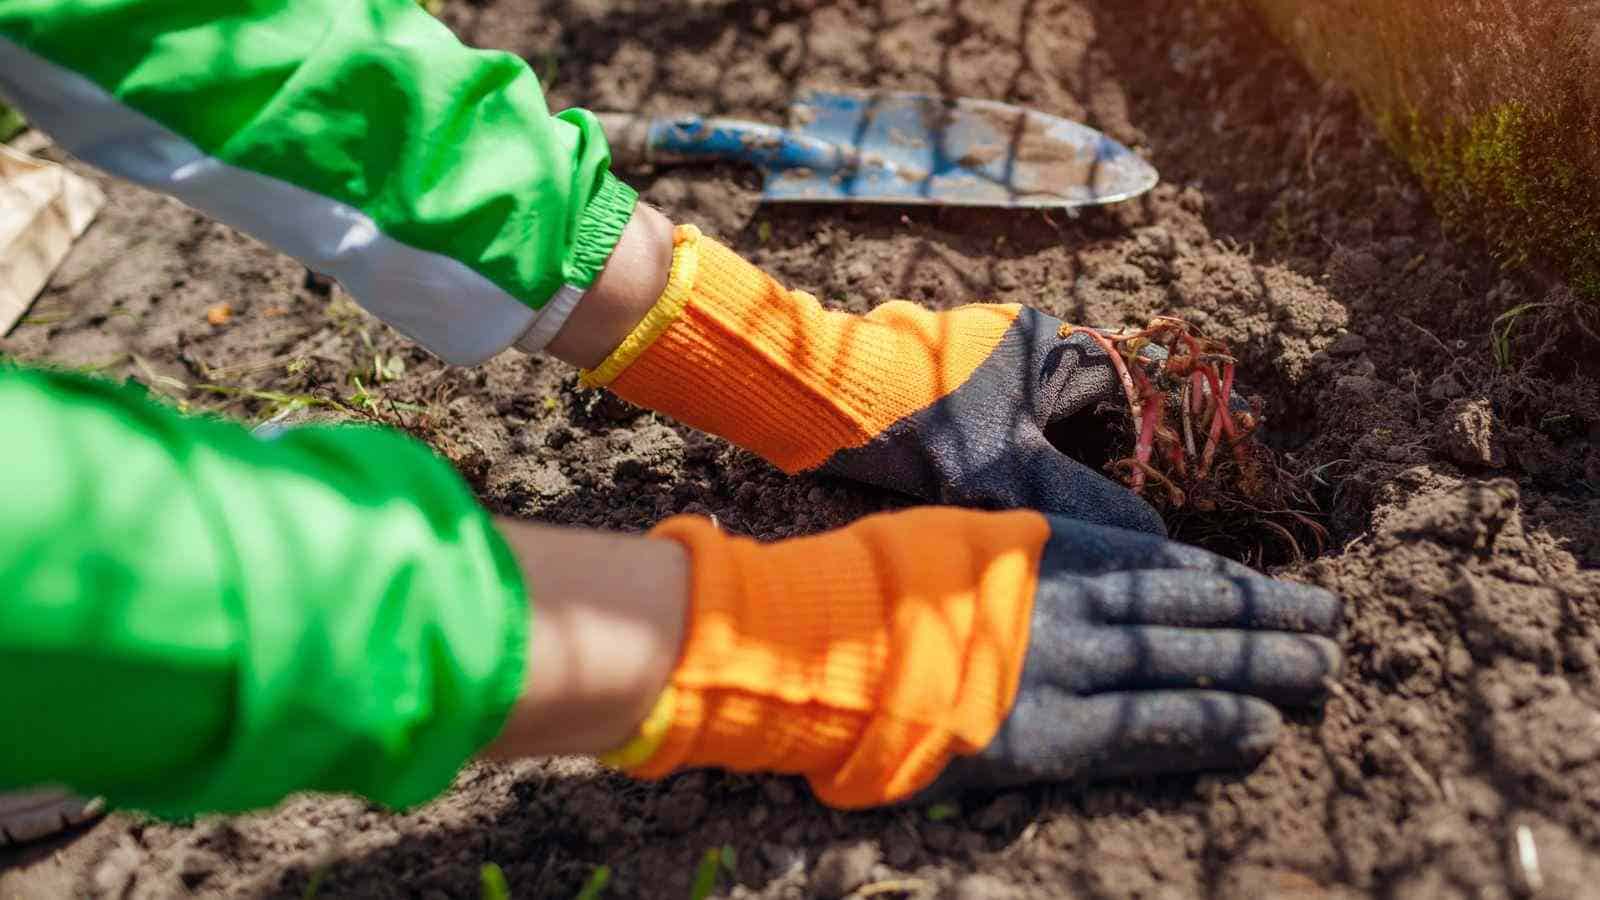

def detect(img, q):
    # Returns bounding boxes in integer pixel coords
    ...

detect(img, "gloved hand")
[601,507,1341,808]
[581,225,1162,535]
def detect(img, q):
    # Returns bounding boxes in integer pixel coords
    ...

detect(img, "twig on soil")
[848,879,932,899]
[1515,825,1544,893]
[1377,731,1443,801]
[1398,316,1451,356]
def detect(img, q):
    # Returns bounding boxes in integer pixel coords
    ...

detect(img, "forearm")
[482,519,687,759]
[0,366,527,817]
[0,0,638,365]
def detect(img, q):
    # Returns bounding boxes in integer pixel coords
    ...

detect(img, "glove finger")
[1032,625,1341,706]
[1059,570,1342,634]
[1060,690,1284,781]
[1038,513,1267,576]
[921,688,1282,794]
[1040,330,1126,418]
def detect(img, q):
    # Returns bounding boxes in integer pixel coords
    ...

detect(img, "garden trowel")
[598,90,1158,209]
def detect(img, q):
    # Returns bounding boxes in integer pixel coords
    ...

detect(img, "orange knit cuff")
[609,509,1047,808]
[580,226,1021,473]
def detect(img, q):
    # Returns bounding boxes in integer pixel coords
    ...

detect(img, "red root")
[1057,316,1324,566]
[1199,367,1226,478]
[1075,326,1142,422]
[1129,366,1165,493]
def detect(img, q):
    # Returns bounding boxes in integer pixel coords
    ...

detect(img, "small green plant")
[925,802,959,822]
[480,863,511,900]
[358,329,406,383]
[0,100,23,142]
[1490,301,1554,369]
[688,846,736,900]
[301,866,329,900]
[574,865,612,900]
[348,375,377,412]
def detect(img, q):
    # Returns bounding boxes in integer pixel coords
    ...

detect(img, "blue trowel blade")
[760,90,1159,208]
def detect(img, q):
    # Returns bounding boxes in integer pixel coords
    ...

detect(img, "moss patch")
[1248,0,1600,298]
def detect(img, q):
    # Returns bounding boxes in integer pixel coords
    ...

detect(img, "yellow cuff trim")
[597,684,679,771]
[579,225,704,389]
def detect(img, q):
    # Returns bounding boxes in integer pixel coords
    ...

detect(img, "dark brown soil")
[4,1,1599,897]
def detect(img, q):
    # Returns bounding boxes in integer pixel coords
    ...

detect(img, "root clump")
[1061,317,1328,566]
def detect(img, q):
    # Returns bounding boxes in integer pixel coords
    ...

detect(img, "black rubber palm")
[917,514,1342,799]
[820,308,1168,537]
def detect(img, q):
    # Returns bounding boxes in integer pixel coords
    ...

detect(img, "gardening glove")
[581,226,1163,535]
[601,507,1341,808]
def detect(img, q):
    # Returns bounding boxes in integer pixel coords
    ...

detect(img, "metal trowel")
[597,90,1158,209]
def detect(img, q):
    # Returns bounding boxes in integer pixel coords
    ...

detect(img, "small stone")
[1437,398,1506,468]
[1327,333,1368,356]
[810,841,879,899]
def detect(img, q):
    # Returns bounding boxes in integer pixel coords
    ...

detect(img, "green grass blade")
[687,849,721,900]
[574,865,611,900]
[481,863,511,900]
[0,101,24,142]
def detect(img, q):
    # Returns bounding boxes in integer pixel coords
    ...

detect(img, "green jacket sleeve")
[0,0,637,365]
[0,365,528,818]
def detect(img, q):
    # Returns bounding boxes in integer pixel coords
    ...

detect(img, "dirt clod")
[1437,397,1507,468]
[811,841,879,899]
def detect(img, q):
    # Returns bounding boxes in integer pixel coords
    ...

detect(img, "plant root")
[1060,317,1326,567]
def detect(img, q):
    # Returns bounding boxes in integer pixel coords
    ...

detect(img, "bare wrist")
[481,518,688,759]
[544,203,675,370]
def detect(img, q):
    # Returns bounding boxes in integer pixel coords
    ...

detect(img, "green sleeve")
[0,0,637,365]
[0,365,529,818]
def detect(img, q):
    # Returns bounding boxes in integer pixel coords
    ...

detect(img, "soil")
[4,0,1600,897]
